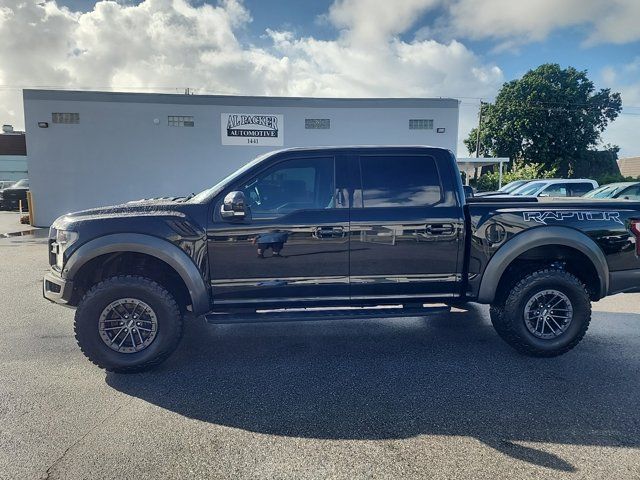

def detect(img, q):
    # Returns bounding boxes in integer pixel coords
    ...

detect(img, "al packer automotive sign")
[221,113,284,146]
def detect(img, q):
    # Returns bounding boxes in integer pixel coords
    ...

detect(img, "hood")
[52,197,193,230]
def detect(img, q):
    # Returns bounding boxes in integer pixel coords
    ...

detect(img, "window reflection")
[360,155,442,208]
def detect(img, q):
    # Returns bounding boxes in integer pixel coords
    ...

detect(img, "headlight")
[55,230,79,269]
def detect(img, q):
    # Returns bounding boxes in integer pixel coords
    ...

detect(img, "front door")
[348,150,464,300]
[208,154,350,308]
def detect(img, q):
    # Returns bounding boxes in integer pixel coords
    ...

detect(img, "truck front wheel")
[74,275,183,373]
[489,268,591,357]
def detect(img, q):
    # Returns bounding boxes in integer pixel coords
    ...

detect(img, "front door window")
[239,157,335,218]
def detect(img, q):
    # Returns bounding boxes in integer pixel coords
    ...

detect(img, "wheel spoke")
[117,332,129,348]
[109,327,126,343]
[544,319,560,336]
[547,316,564,332]
[535,316,542,333]
[549,297,565,309]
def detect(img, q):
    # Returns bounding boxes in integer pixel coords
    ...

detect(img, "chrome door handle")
[425,224,454,236]
[314,226,345,239]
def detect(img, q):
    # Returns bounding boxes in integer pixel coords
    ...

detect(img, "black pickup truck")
[43,146,640,372]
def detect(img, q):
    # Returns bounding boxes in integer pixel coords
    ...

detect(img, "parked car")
[0,180,15,190]
[583,182,640,200]
[0,178,29,210]
[510,178,598,197]
[476,179,531,197]
[43,146,640,372]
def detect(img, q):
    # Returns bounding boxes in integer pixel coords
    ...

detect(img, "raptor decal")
[522,210,623,225]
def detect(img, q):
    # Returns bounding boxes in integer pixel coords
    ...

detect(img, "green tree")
[464,64,622,177]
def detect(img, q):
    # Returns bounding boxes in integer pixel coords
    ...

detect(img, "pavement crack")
[40,397,134,480]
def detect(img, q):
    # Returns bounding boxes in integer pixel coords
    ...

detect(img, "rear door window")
[357,155,442,208]
[569,183,595,196]
[620,185,640,200]
[540,183,569,197]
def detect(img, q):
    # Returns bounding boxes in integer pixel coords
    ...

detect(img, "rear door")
[348,148,464,300]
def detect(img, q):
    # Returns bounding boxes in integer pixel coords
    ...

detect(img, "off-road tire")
[74,275,183,373]
[489,268,591,357]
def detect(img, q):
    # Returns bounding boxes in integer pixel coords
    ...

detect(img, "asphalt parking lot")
[0,216,639,479]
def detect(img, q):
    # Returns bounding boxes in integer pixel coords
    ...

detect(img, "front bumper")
[43,269,74,305]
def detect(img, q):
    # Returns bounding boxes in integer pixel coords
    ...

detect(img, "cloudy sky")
[1,0,639,156]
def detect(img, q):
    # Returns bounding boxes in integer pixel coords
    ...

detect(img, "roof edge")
[23,89,460,109]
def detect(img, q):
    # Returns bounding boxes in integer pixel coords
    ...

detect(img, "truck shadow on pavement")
[107,304,640,472]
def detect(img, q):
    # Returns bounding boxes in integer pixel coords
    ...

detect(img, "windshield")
[499,180,528,193]
[583,184,626,198]
[12,179,29,188]
[512,181,546,196]
[188,153,273,203]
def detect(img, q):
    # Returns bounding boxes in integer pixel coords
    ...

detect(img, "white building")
[24,89,460,226]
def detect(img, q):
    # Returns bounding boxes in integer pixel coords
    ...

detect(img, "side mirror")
[220,191,247,219]
[462,185,475,198]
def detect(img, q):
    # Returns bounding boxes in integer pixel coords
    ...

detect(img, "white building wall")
[24,90,459,226]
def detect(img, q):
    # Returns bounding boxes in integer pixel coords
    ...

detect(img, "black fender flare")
[64,233,210,315]
[477,226,609,303]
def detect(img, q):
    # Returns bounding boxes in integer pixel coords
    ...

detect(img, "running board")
[205,305,451,325]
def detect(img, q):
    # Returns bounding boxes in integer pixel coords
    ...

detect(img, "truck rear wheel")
[489,268,591,357]
[74,275,183,373]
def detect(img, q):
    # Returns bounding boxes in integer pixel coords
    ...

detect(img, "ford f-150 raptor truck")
[43,146,640,372]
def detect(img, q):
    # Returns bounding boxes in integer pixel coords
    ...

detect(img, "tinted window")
[569,183,594,196]
[239,157,334,216]
[359,155,442,208]
[620,185,640,200]
[541,183,568,197]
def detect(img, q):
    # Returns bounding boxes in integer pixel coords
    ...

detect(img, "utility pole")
[475,100,484,158]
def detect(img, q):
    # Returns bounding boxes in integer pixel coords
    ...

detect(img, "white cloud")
[444,0,640,47]
[327,0,440,45]
[0,0,504,157]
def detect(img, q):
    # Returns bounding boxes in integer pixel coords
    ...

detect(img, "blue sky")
[3,0,640,156]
